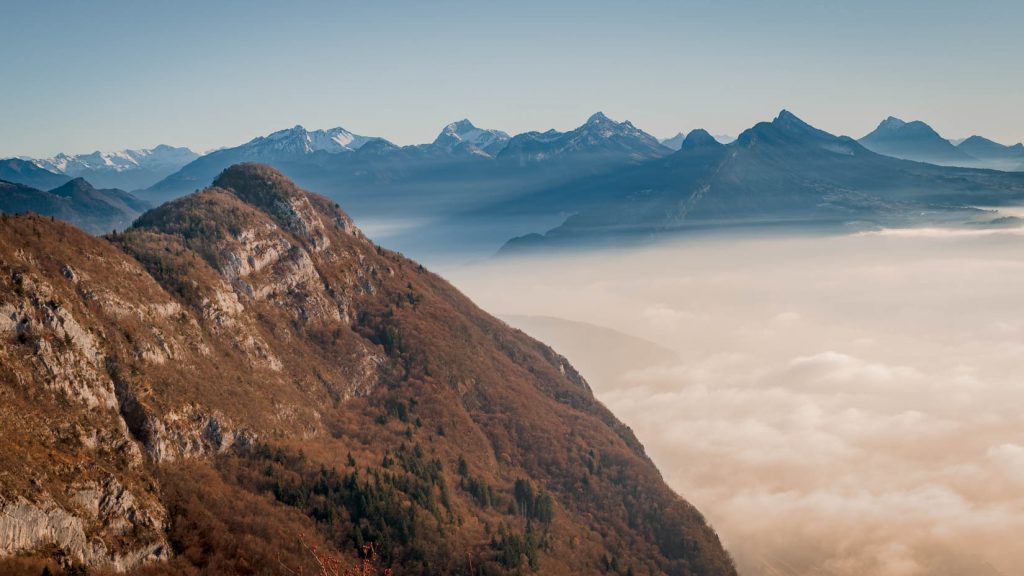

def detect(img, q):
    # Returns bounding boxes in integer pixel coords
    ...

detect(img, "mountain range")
[502,111,1024,253]
[4,112,1024,261]
[144,113,671,203]
[0,164,736,575]
[0,176,149,234]
[1,158,72,190]
[131,114,675,261]
[24,145,199,191]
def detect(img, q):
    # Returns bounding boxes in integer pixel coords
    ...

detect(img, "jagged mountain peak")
[445,118,477,131]
[433,119,510,155]
[247,124,378,155]
[736,110,841,148]
[772,109,817,131]
[878,116,907,131]
[497,112,667,165]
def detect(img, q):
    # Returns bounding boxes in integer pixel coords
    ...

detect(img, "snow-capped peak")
[248,125,376,155]
[433,119,510,155]
[32,145,199,175]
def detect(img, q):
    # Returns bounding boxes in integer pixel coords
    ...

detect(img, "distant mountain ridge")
[8,111,1024,260]
[28,144,199,190]
[858,116,1024,171]
[0,176,148,234]
[145,124,388,200]
[956,135,1024,171]
[501,110,1024,254]
[0,158,71,190]
[146,113,669,202]
[859,116,977,165]
[496,112,670,165]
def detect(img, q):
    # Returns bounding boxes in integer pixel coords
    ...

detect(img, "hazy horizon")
[3,0,1024,158]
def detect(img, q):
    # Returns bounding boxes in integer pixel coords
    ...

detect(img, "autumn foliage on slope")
[0,164,735,576]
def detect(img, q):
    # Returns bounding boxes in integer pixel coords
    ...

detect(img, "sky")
[2,0,1023,158]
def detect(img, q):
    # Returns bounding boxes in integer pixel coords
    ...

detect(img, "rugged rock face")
[0,164,736,575]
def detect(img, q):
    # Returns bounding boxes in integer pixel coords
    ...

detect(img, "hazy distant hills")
[957,135,1024,171]
[497,112,670,166]
[0,176,149,234]
[134,114,673,259]
[146,113,671,204]
[0,158,71,190]
[502,111,1024,254]
[859,116,975,165]
[24,144,199,191]
[6,111,1024,259]
[858,116,1024,171]
[144,125,386,200]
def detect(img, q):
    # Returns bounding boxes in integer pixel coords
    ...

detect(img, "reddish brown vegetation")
[0,165,735,575]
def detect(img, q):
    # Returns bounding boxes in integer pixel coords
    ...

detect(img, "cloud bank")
[445,230,1024,576]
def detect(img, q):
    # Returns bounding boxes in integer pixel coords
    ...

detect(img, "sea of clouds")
[445,229,1024,576]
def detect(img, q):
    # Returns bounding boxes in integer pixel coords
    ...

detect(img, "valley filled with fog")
[444,229,1024,576]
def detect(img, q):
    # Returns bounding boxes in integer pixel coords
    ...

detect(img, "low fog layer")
[444,230,1024,576]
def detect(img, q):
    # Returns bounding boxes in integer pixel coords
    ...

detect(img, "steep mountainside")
[0,159,72,190]
[502,112,1024,253]
[0,164,735,576]
[32,146,199,191]
[0,177,149,234]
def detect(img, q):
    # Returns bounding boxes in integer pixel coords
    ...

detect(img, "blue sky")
[2,0,1022,157]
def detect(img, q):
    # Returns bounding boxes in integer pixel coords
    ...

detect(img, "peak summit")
[212,163,301,207]
[879,116,907,130]
[680,129,725,152]
[586,111,612,124]
[444,119,477,132]
[773,110,812,128]
[433,119,509,155]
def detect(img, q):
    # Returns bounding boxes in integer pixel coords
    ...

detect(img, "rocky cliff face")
[0,164,735,576]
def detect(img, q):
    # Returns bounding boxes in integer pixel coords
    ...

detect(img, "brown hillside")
[0,164,736,576]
